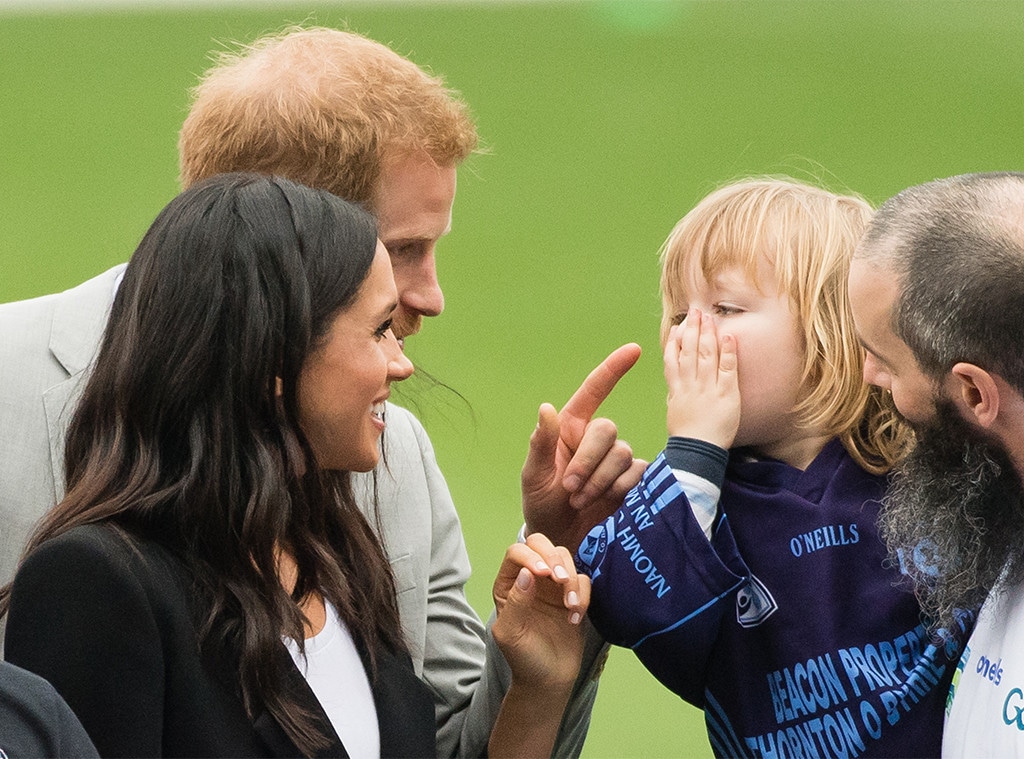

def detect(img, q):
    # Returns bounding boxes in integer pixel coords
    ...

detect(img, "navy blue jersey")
[577,438,967,758]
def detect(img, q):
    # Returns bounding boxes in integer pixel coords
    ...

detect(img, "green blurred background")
[2,1,1023,755]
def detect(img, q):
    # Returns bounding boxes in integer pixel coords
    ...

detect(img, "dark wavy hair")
[0,173,402,756]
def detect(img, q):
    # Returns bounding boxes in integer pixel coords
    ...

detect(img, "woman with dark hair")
[0,173,588,758]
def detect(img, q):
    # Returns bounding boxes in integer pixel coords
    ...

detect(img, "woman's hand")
[491,532,590,691]
[489,532,591,758]
[664,309,740,448]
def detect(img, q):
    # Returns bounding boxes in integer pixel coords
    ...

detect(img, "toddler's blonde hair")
[659,177,912,473]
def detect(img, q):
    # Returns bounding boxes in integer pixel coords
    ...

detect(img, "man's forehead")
[377,208,453,243]
[849,260,901,344]
[372,154,456,237]
[849,257,897,302]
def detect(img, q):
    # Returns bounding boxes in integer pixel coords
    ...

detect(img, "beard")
[880,400,1024,633]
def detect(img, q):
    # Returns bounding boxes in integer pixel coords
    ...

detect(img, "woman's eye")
[375,318,394,339]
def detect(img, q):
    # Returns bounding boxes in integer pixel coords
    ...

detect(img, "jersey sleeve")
[575,452,750,704]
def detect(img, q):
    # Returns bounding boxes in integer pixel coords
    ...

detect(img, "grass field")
[3,1,1024,756]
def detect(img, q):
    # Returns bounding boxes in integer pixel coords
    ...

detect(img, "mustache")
[391,311,422,340]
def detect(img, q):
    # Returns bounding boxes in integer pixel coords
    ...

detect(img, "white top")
[943,582,1024,756]
[284,599,380,759]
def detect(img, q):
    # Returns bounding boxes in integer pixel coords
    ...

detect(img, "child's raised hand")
[664,308,740,448]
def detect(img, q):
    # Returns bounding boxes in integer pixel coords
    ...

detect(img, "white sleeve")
[670,468,721,540]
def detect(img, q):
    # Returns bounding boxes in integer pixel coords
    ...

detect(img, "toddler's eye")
[671,311,687,326]
[713,304,741,316]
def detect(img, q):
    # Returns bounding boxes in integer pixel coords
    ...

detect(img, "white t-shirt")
[943,582,1024,756]
[284,599,380,759]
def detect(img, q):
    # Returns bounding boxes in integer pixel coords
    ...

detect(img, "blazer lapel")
[252,640,435,759]
[42,264,126,500]
[251,646,348,759]
[366,646,437,759]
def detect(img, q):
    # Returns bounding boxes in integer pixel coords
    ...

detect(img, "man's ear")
[949,362,1000,428]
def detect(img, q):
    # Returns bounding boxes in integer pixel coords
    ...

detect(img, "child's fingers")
[663,324,682,384]
[514,566,534,592]
[719,333,738,389]
[679,309,701,378]
[697,309,722,377]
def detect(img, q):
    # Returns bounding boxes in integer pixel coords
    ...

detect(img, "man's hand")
[522,343,648,551]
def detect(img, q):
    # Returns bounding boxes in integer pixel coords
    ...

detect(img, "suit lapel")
[43,264,126,500]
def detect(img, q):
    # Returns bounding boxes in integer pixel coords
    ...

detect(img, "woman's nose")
[385,330,414,381]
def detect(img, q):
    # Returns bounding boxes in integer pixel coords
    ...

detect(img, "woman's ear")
[949,362,1000,428]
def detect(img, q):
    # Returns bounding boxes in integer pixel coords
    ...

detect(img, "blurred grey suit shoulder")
[0,264,124,590]
[354,404,494,757]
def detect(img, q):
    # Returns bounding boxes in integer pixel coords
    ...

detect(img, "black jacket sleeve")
[6,526,166,757]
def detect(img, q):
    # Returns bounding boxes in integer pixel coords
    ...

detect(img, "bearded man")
[848,171,1024,755]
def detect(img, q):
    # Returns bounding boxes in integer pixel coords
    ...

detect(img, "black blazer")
[5,524,436,758]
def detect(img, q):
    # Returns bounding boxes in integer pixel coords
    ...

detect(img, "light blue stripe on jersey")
[705,689,752,758]
[644,456,679,516]
[631,523,747,649]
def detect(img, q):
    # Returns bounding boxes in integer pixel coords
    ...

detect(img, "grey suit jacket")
[0,264,604,758]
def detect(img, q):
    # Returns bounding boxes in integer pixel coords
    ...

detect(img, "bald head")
[857,172,1024,265]
[854,172,1024,393]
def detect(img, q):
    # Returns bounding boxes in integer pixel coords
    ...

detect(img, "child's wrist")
[665,437,728,490]
[667,426,733,449]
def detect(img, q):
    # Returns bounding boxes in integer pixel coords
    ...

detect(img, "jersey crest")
[736,574,777,628]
